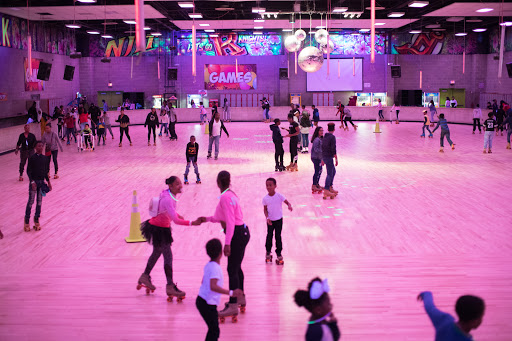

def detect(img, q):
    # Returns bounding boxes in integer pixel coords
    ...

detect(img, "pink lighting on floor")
[135,0,145,52]
[370,0,375,63]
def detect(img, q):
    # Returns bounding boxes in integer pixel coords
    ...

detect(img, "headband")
[309,279,330,300]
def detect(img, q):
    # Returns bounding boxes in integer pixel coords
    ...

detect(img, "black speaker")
[391,65,401,78]
[279,68,288,79]
[506,63,512,78]
[37,62,52,81]
[63,65,75,81]
[168,68,178,80]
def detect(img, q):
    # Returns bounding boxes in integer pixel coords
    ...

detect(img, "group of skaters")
[198,98,232,125]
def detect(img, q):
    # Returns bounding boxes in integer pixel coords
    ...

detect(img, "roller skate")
[218,302,238,323]
[420,134,425,138]
[148,141,151,146]
[428,134,433,138]
[19,176,23,181]
[275,165,280,172]
[54,173,59,179]
[153,143,156,146]
[488,149,492,154]
[207,153,212,159]
[238,294,247,313]
[214,156,218,160]
[279,164,286,172]
[323,188,336,200]
[196,174,201,184]
[33,218,41,231]
[329,187,339,195]
[166,283,186,302]
[184,175,189,185]
[275,255,284,265]
[119,143,122,147]
[23,221,30,232]
[289,163,298,172]
[312,184,323,194]
[483,149,487,154]
[285,163,294,171]
[439,147,444,153]
[136,273,156,294]
[265,252,273,263]
[451,144,455,150]
[130,142,133,146]
[506,143,511,149]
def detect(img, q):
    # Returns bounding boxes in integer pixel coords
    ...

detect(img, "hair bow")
[309,278,330,300]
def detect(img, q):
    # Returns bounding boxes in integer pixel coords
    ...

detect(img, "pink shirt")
[207,190,244,245]
[149,189,190,228]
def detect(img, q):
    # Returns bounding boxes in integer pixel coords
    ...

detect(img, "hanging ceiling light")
[123,20,137,24]
[77,0,97,3]
[387,12,405,18]
[101,34,113,38]
[150,32,162,36]
[86,30,100,34]
[252,7,265,13]
[473,28,487,32]
[333,7,348,13]
[178,2,194,8]
[65,24,81,29]
[455,32,468,36]
[408,1,429,8]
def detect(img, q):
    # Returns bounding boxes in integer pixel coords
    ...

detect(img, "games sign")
[204,64,257,90]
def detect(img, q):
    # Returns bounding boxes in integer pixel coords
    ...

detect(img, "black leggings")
[144,244,173,285]
[473,118,481,132]
[196,296,220,341]
[289,139,298,163]
[147,125,157,142]
[274,142,284,167]
[120,127,131,143]
[47,150,59,173]
[266,218,283,256]
[344,116,356,127]
[227,225,250,303]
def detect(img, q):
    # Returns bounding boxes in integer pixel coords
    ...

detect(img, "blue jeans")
[484,131,494,149]
[159,123,168,136]
[208,135,220,158]
[312,158,323,186]
[378,110,384,120]
[323,157,336,189]
[440,130,453,147]
[25,181,44,223]
[302,134,309,148]
[422,125,432,135]
[507,128,512,143]
[185,157,199,177]
[263,108,270,120]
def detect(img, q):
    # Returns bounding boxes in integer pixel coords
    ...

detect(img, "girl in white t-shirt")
[263,178,293,265]
[196,238,243,339]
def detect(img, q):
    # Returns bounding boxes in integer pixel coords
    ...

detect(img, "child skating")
[294,278,341,341]
[270,119,285,171]
[184,135,200,183]
[282,113,300,171]
[483,112,496,154]
[262,178,293,265]
[138,176,201,300]
[420,110,433,138]
[431,113,455,152]
[196,238,243,338]
[417,291,485,341]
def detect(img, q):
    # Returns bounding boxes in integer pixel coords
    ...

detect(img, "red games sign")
[204,64,257,90]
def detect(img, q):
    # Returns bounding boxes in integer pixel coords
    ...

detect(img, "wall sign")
[179,34,283,56]
[204,64,257,90]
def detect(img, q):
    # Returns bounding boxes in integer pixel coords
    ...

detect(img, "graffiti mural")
[0,13,76,55]
[489,26,512,53]
[177,34,283,56]
[391,32,489,55]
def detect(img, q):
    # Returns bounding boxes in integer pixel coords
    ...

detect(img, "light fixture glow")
[333,7,348,13]
[316,26,326,29]
[188,13,203,19]
[101,35,113,39]
[123,20,137,24]
[409,30,422,34]
[143,27,151,30]
[178,2,194,8]
[253,31,263,35]
[500,22,512,26]
[387,12,405,18]
[254,19,265,23]
[77,0,97,3]
[473,28,487,32]
[359,29,370,32]
[65,24,81,29]
[254,26,263,29]
[374,23,386,26]
[252,7,265,13]
[204,29,215,32]
[476,8,493,13]
[455,32,468,36]
[408,1,429,8]
[150,32,162,36]
[282,28,292,32]
[210,34,219,37]
[199,23,210,27]
[86,30,100,34]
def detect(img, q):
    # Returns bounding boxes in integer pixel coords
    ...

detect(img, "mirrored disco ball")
[321,40,335,54]
[298,46,324,73]
[284,35,301,52]
[315,29,329,45]
[294,29,307,41]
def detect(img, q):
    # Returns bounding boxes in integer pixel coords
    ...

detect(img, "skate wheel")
[136,284,142,290]
[146,288,150,294]
[232,316,238,323]
[219,317,225,324]
[177,296,185,303]
[167,296,173,302]
[240,306,246,313]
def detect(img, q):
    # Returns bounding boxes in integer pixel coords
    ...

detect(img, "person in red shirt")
[78,109,89,131]
[64,113,77,144]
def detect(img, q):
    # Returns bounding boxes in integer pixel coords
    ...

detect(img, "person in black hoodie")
[184,135,200,184]
[270,119,285,171]
[207,112,229,160]
[89,104,101,138]
[116,108,132,147]
[16,124,37,181]
[145,107,160,146]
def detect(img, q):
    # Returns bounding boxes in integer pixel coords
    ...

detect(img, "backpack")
[148,197,160,217]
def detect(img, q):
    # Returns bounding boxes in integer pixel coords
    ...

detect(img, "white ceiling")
[171,18,418,30]
[424,2,512,17]
[0,5,166,21]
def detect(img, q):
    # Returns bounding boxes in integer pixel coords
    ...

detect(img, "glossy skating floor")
[0,122,511,341]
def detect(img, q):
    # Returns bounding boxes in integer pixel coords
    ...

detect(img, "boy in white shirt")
[196,238,243,340]
[472,104,482,134]
[263,178,293,265]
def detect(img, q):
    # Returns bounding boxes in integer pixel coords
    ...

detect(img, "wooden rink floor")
[0,121,511,340]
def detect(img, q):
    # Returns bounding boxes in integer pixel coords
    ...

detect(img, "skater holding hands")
[282,114,300,171]
[417,291,484,341]
[294,277,341,341]
[263,178,292,265]
[270,119,285,171]
[310,126,324,194]
[431,113,455,152]
[196,238,243,339]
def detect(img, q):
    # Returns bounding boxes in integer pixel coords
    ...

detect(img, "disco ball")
[315,29,329,45]
[284,35,301,52]
[298,46,324,73]
[321,40,335,54]
[294,29,307,41]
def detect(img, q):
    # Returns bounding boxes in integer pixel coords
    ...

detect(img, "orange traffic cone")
[373,118,382,133]
[125,190,146,243]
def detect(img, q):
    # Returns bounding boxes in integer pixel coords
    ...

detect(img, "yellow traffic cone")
[204,121,209,135]
[373,118,382,133]
[125,190,146,243]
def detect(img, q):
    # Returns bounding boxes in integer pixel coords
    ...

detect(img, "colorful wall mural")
[88,34,171,57]
[489,26,512,54]
[177,34,283,56]
[391,32,489,55]
[0,13,76,56]
[309,34,387,55]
